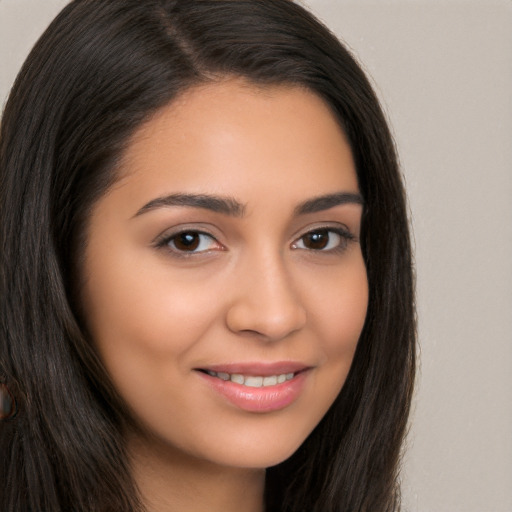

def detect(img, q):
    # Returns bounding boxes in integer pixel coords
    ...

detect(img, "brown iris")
[302,230,330,250]
[173,232,201,251]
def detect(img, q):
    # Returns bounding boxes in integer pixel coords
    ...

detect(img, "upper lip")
[196,361,311,376]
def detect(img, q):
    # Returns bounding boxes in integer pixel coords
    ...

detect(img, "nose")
[225,253,307,342]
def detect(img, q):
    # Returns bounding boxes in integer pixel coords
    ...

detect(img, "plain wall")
[1,1,511,511]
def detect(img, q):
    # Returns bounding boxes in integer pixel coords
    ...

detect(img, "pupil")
[175,232,199,251]
[306,230,329,250]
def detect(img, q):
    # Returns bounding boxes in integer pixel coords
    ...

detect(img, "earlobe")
[0,382,17,420]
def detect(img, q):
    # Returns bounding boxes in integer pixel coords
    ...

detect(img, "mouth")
[195,363,311,413]
[197,369,298,388]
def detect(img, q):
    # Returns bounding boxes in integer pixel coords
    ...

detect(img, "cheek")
[304,254,368,392]
[309,256,368,354]
[80,250,224,394]
[326,277,368,359]
[81,261,230,449]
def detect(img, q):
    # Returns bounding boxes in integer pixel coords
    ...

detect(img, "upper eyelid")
[290,227,358,256]
[154,231,225,258]
[156,230,218,244]
[292,223,356,242]
[153,224,222,245]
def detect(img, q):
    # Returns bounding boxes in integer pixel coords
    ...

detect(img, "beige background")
[1,1,511,511]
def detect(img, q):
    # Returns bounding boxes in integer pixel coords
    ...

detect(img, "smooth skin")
[81,79,368,512]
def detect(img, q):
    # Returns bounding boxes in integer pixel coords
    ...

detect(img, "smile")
[197,365,310,413]
[203,370,295,387]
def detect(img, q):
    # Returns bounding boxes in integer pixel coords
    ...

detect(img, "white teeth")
[244,376,263,387]
[231,374,245,385]
[205,370,296,387]
[263,375,278,386]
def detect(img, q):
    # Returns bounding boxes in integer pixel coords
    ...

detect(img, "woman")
[0,1,415,511]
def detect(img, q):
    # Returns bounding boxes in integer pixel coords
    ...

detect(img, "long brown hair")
[0,1,415,510]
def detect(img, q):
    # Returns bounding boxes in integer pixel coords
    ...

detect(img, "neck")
[128,433,265,512]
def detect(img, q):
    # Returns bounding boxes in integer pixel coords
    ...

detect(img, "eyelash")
[155,230,223,256]
[291,227,356,253]
[155,226,356,257]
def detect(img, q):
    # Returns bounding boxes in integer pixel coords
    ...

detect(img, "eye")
[292,228,354,252]
[158,231,222,254]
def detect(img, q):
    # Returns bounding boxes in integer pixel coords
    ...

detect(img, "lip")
[195,362,311,413]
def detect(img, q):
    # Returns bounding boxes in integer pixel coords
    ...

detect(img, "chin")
[183,421,314,470]
[215,441,302,470]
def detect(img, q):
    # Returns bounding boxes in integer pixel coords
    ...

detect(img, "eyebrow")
[134,190,363,218]
[294,192,364,215]
[134,193,246,218]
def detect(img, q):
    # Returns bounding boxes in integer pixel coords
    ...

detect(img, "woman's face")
[81,79,368,469]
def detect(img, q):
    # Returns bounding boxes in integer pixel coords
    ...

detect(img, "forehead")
[114,78,358,206]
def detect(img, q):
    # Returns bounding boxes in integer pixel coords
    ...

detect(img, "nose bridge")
[225,244,307,341]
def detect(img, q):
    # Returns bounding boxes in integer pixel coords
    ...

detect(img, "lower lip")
[198,371,308,413]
